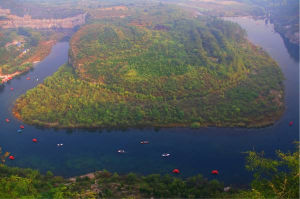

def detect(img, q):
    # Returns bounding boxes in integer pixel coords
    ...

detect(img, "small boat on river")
[117,149,126,153]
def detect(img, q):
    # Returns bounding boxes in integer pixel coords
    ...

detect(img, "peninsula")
[13,6,284,128]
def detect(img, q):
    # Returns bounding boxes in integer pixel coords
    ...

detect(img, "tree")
[240,143,299,198]
[0,176,40,198]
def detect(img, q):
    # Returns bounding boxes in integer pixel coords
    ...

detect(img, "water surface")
[0,17,298,185]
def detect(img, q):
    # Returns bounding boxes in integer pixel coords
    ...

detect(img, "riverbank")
[0,163,235,198]
[1,144,298,198]
[0,40,59,83]
[12,109,284,129]
[0,41,57,84]
[0,28,74,85]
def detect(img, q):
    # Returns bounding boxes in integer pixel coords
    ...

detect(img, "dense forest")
[13,6,284,128]
[0,145,298,198]
[158,0,299,59]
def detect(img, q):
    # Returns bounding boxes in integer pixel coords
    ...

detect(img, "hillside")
[13,6,284,128]
[0,8,86,29]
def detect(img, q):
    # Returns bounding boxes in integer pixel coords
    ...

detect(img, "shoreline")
[0,39,60,84]
[0,71,22,83]
[12,106,284,130]
[10,15,286,132]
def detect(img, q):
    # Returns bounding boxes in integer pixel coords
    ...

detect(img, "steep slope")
[0,8,86,29]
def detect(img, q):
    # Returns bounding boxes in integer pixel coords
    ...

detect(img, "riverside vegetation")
[0,27,65,80]
[0,145,298,198]
[13,6,284,128]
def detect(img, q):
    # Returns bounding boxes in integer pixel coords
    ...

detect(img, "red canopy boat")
[211,170,219,175]
[172,169,180,174]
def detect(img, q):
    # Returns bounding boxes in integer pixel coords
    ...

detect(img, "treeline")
[0,144,298,198]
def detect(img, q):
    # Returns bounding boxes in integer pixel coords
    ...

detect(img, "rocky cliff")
[0,8,86,29]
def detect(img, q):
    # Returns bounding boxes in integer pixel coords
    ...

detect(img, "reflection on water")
[264,16,299,62]
[0,17,299,186]
[281,36,299,62]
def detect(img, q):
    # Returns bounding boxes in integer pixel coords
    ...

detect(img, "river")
[0,17,298,185]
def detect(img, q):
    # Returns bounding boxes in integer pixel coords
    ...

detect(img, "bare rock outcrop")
[0,8,86,29]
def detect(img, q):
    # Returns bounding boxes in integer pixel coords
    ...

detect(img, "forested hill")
[13,6,284,128]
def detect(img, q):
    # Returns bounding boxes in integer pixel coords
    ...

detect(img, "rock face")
[0,8,86,29]
[280,27,299,46]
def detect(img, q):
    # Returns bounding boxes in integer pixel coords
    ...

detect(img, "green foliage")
[242,144,300,198]
[191,122,201,128]
[72,14,247,80]
[0,28,45,75]
[0,164,75,198]
[94,172,228,198]
[14,7,284,128]
[0,176,39,198]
